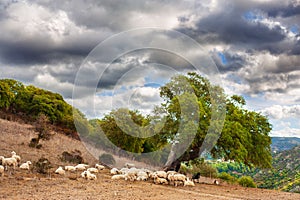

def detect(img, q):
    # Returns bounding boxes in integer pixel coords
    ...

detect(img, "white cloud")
[261,105,300,119]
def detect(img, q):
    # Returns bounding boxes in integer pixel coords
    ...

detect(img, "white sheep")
[124,162,135,168]
[136,171,148,181]
[55,166,65,175]
[154,176,168,185]
[124,171,137,181]
[0,165,4,177]
[111,174,126,180]
[65,166,76,172]
[75,164,89,171]
[11,151,21,163]
[87,167,98,173]
[151,171,167,179]
[172,174,187,186]
[120,167,129,174]
[213,179,220,185]
[110,168,120,175]
[184,178,195,187]
[0,156,17,170]
[19,161,32,170]
[81,170,97,180]
[95,164,105,170]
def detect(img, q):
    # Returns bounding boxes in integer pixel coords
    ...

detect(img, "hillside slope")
[271,137,300,152]
[1,118,300,199]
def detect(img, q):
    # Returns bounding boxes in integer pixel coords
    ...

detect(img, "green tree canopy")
[159,72,272,170]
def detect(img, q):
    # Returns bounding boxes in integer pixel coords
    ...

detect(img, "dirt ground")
[1,119,300,200]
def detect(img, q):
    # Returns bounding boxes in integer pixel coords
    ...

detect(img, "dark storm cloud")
[176,5,288,55]
[267,2,300,18]
[211,50,247,72]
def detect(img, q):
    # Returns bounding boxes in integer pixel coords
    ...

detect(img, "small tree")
[34,157,52,174]
[29,114,51,148]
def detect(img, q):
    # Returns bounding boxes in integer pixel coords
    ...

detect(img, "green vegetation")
[156,72,272,170]
[0,79,86,138]
[218,172,237,183]
[238,176,257,188]
[0,74,273,182]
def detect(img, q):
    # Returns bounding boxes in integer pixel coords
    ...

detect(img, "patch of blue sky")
[290,25,299,34]
[97,90,114,97]
[243,11,264,22]
[218,52,227,65]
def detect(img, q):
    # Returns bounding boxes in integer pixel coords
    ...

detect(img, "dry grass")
[0,118,300,200]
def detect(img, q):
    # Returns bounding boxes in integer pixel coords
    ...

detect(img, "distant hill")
[271,137,300,152]
[254,145,300,193]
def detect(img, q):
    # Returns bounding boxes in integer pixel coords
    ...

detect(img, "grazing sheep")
[154,176,168,185]
[19,161,32,170]
[136,171,148,181]
[11,151,21,163]
[110,168,120,175]
[55,166,65,175]
[124,162,135,168]
[95,164,105,170]
[65,166,76,172]
[81,170,97,180]
[172,174,187,186]
[184,178,195,187]
[0,156,17,170]
[111,174,126,180]
[0,165,4,177]
[75,164,89,171]
[124,171,137,181]
[87,167,99,173]
[120,167,129,174]
[151,171,167,179]
[192,172,201,183]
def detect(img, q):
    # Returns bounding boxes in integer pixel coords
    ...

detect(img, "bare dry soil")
[1,119,299,200]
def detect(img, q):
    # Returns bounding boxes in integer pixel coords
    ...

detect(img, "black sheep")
[192,172,201,182]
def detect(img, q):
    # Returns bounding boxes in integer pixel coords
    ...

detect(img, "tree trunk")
[163,146,201,172]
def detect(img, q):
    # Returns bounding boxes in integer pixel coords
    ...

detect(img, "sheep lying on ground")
[55,166,65,175]
[111,174,126,180]
[87,167,98,173]
[65,166,76,172]
[19,161,32,170]
[75,164,89,171]
[81,170,97,180]
[110,168,120,175]
[0,156,17,170]
[95,164,105,170]
[0,165,4,177]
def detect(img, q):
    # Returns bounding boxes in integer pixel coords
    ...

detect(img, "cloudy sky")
[0,0,299,138]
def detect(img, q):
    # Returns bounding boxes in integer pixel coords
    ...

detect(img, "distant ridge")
[271,137,300,152]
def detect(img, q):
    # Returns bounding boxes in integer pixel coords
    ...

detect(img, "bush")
[99,153,116,166]
[34,157,52,174]
[218,172,237,183]
[61,150,84,164]
[238,176,257,188]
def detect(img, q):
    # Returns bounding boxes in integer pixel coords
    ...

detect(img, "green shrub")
[218,172,237,183]
[99,153,116,166]
[238,176,257,188]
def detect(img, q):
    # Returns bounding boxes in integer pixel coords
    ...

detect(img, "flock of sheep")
[0,151,32,176]
[0,151,214,188]
[109,165,196,187]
